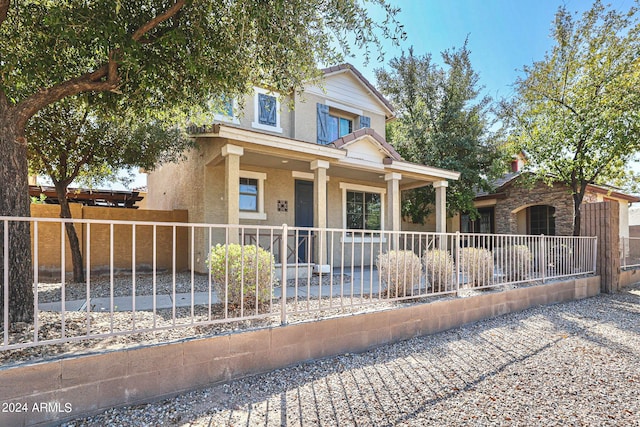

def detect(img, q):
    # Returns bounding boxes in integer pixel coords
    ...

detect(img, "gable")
[305,70,391,118]
[343,138,388,163]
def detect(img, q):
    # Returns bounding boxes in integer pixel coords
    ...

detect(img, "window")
[460,208,494,234]
[317,102,362,145]
[346,191,381,230]
[209,96,239,124]
[239,178,258,212]
[528,205,555,235]
[252,87,282,133]
[258,93,276,126]
[238,171,267,220]
[327,115,353,142]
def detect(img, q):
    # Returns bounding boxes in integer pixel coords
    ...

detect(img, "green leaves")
[503,0,640,234]
[26,95,193,189]
[1,0,404,120]
[376,43,505,223]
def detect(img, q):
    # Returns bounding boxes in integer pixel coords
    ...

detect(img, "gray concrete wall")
[0,276,600,427]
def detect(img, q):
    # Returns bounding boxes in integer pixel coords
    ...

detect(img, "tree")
[27,96,192,283]
[375,43,505,224]
[0,0,404,323]
[501,1,640,236]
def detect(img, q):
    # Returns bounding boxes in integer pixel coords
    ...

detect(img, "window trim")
[211,97,240,124]
[339,182,386,242]
[251,87,283,133]
[239,170,267,220]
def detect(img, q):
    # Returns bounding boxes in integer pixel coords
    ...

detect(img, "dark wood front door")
[295,180,313,263]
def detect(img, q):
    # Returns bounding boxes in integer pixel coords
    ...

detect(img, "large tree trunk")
[0,114,35,325]
[572,191,585,237]
[54,182,85,283]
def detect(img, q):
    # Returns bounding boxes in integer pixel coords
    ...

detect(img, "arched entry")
[527,205,555,235]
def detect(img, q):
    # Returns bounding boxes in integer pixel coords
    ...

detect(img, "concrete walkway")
[38,268,387,312]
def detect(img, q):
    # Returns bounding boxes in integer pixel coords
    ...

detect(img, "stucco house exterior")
[460,157,639,238]
[146,64,459,270]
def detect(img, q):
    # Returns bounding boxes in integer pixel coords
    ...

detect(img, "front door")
[295,180,314,263]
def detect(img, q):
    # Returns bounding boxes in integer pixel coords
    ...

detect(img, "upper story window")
[209,95,239,124]
[317,102,370,145]
[327,115,353,142]
[252,87,282,133]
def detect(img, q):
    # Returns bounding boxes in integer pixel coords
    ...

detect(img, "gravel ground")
[62,283,640,427]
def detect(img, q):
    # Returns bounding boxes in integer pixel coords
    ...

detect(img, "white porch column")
[222,144,244,243]
[311,160,329,266]
[385,173,402,233]
[433,180,448,233]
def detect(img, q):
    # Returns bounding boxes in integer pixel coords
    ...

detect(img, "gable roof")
[329,127,403,161]
[321,63,394,118]
[476,171,640,203]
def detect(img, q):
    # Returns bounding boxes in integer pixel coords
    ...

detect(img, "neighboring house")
[461,158,639,238]
[146,64,460,270]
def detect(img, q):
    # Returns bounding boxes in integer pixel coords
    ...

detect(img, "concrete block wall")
[29,205,189,275]
[0,276,600,427]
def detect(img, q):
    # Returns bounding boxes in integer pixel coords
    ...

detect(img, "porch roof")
[192,124,460,186]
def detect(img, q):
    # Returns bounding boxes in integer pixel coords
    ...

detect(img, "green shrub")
[208,244,275,309]
[460,247,494,287]
[496,245,532,281]
[423,249,455,292]
[377,250,422,298]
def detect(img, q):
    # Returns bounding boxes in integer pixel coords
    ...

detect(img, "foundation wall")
[0,276,600,427]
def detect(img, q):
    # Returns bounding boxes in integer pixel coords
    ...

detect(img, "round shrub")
[423,249,455,292]
[496,245,532,281]
[460,247,494,287]
[208,244,275,310]
[376,250,422,298]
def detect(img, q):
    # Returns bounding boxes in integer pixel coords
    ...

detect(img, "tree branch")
[15,52,119,131]
[14,1,187,131]
[131,0,186,42]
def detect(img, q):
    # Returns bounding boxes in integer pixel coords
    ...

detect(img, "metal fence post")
[593,237,598,274]
[540,234,546,283]
[280,223,288,325]
[455,231,461,294]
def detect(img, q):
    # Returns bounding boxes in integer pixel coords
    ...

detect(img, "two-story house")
[146,64,459,271]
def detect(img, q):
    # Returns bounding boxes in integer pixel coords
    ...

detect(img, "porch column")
[222,144,244,244]
[311,160,329,266]
[385,172,402,235]
[433,180,448,233]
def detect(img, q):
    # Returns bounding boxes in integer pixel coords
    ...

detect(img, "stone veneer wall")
[494,180,574,235]
[0,276,600,427]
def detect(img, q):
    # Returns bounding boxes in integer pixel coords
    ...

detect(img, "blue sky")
[349,0,636,100]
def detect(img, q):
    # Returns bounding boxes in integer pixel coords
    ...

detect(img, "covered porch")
[197,124,460,267]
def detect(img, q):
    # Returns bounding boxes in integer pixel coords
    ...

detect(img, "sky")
[100,0,636,191]
[348,0,636,100]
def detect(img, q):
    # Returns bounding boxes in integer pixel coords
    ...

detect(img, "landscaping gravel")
[62,283,640,426]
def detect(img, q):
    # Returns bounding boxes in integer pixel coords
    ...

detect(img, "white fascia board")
[386,160,460,181]
[337,157,385,171]
[206,126,346,160]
